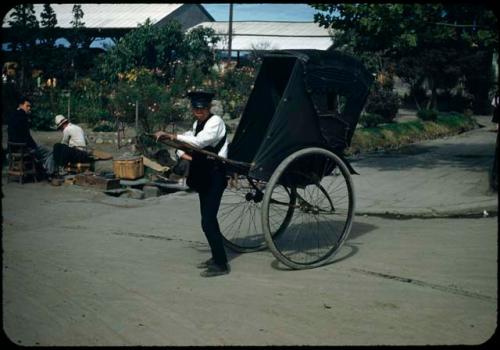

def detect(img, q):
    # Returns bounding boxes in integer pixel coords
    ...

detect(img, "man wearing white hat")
[52,114,92,169]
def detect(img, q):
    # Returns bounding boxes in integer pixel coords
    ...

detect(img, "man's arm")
[61,129,70,145]
[176,117,225,149]
[19,113,37,149]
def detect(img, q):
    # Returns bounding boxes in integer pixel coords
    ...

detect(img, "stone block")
[143,185,160,198]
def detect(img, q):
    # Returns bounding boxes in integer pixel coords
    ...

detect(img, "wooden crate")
[74,173,121,190]
[64,162,91,174]
[113,157,144,180]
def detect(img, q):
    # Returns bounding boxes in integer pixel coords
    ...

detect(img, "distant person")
[491,94,499,128]
[52,115,92,170]
[154,91,230,277]
[490,94,499,191]
[7,96,55,179]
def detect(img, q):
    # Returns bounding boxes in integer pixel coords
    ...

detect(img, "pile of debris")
[55,149,189,199]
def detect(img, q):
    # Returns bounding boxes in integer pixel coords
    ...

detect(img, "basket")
[113,156,144,180]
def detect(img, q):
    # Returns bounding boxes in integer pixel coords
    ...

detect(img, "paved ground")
[352,115,498,217]
[1,115,498,346]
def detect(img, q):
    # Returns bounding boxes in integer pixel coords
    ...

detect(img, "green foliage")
[107,68,187,133]
[29,78,110,129]
[364,82,400,123]
[437,112,476,131]
[67,78,110,126]
[98,20,220,86]
[349,112,475,154]
[312,4,498,53]
[416,108,438,121]
[30,88,67,130]
[68,4,88,48]
[311,4,498,111]
[99,20,185,83]
[216,66,257,119]
[39,4,58,47]
[359,113,385,128]
[29,107,55,131]
[7,4,39,49]
[5,13,254,133]
[70,4,84,27]
[171,60,211,95]
[96,21,221,130]
[92,121,115,132]
[183,26,220,75]
[435,89,474,113]
[6,4,40,90]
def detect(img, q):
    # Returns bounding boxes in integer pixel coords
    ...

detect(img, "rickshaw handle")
[144,133,251,172]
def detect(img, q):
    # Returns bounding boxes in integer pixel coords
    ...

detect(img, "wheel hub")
[245,191,263,203]
[299,201,320,215]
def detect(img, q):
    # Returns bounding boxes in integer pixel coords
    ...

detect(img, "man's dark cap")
[187,91,214,109]
[17,95,31,106]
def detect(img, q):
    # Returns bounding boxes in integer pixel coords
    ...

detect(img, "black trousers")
[198,168,228,266]
[53,143,92,167]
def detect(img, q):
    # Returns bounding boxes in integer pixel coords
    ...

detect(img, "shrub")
[92,120,115,132]
[108,68,187,133]
[215,66,257,119]
[68,78,110,126]
[30,107,55,130]
[359,113,385,128]
[436,90,473,113]
[349,112,475,154]
[365,83,400,123]
[417,108,438,121]
[30,88,66,130]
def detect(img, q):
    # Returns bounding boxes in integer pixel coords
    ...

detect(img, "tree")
[98,20,221,131]
[66,4,93,82]
[69,4,86,48]
[99,20,220,84]
[7,4,39,89]
[99,19,184,83]
[36,3,65,83]
[40,3,58,47]
[311,4,498,111]
[183,26,220,74]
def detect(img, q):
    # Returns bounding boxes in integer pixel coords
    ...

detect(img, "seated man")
[7,96,56,179]
[52,115,92,171]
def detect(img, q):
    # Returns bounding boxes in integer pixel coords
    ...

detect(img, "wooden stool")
[7,142,38,184]
[64,162,92,174]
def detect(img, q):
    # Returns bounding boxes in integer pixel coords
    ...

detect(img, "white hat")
[55,114,68,129]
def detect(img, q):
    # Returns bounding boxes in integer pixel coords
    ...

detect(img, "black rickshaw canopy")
[228,49,373,181]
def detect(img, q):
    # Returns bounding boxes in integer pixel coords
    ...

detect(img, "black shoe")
[196,258,214,269]
[200,263,230,277]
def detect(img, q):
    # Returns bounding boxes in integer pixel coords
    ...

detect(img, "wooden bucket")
[113,156,144,180]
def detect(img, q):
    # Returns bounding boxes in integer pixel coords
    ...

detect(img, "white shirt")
[62,123,87,150]
[492,96,499,108]
[176,114,228,158]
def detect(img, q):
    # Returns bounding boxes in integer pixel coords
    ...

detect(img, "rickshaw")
[155,49,373,269]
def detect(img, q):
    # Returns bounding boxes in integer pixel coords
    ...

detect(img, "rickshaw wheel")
[262,147,355,269]
[218,175,294,253]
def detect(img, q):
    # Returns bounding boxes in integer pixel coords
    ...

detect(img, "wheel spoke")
[262,148,355,269]
[219,177,296,252]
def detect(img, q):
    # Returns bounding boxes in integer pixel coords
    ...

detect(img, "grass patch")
[347,113,477,155]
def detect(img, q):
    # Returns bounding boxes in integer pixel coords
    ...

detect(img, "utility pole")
[67,90,71,121]
[135,100,139,130]
[227,3,233,67]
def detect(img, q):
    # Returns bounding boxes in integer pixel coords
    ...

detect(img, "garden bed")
[347,113,478,155]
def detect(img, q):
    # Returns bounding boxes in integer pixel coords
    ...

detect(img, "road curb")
[356,205,498,219]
